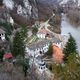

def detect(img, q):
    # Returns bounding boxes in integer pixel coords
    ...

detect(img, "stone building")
[0,28,5,41]
[37,27,51,38]
[26,40,50,58]
[25,38,62,58]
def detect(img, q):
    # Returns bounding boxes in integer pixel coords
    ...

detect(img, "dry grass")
[0,63,26,80]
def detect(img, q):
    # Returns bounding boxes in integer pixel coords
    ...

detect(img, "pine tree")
[22,59,29,77]
[0,49,5,61]
[63,34,77,60]
[20,27,28,40]
[51,54,80,80]
[47,44,53,56]
[0,0,3,5]
[12,32,25,58]
[62,53,80,80]
[32,26,38,35]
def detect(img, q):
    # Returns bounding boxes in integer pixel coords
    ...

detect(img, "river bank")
[61,14,80,53]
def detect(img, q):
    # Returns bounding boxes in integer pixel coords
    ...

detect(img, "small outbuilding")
[0,28,5,41]
[3,53,13,59]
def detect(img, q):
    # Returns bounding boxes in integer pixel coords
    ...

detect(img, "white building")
[35,59,46,73]
[37,27,51,39]
[25,38,62,58]
[29,58,47,73]
[26,40,50,58]
[0,29,5,41]
[38,60,46,71]
[9,17,14,26]
[51,36,62,46]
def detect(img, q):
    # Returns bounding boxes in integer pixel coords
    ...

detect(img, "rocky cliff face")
[1,0,61,33]
[3,0,38,18]
[60,0,80,6]
[2,0,38,26]
[2,0,80,24]
[2,0,61,25]
[0,0,60,33]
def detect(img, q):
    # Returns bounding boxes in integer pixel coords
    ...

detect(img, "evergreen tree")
[0,0,3,5]
[12,32,25,58]
[51,54,80,80]
[22,59,29,77]
[62,53,80,80]
[0,49,5,61]
[47,44,53,56]
[20,27,28,40]
[0,22,13,35]
[63,34,77,60]
[32,26,38,35]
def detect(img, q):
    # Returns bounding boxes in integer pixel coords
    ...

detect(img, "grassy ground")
[27,35,38,44]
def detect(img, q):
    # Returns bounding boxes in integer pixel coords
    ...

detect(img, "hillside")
[0,0,61,33]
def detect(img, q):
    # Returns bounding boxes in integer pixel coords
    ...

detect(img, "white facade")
[26,43,49,58]
[0,33,5,41]
[29,58,46,73]
[9,17,14,25]
[56,43,62,48]
[37,33,46,38]
[0,29,5,41]
[26,38,62,58]
[35,60,46,73]
[53,42,62,49]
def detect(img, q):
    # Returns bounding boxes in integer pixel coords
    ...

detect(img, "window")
[40,51,42,54]
[41,67,42,69]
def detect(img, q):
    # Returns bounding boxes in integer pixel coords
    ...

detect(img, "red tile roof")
[3,53,13,59]
[52,45,64,63]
